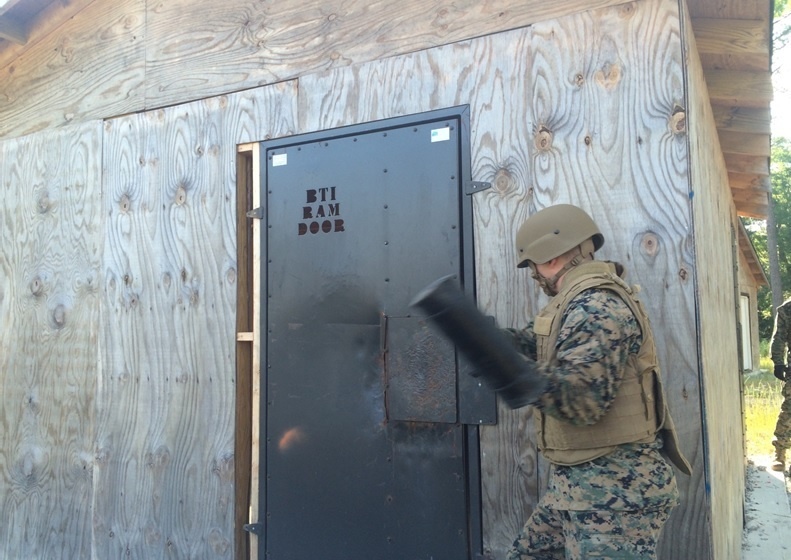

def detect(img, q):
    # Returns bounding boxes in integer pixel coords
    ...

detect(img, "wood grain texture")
[528,2,709,557]
[687,0,768,20]
[0,0,632,142]
[683,2,745,558]
[233,149,253,560]
[145,0,632,108]
[0,0,97,69]
[298,27,544,556]
[0,0,146,140]
[95,83,297,559]
[299,0,710,556]
[705,69,774,108]
[0,120,102,559]
[712,106,771,134]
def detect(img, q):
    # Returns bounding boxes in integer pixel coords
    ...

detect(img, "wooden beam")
[712,105,770,134]
[692,18,768,55]
[0,0,25,17]
[687,0,769,20]
[705,69,773,108]
[235,147,254,560]
[693,18,768,72]
[0,14,27,44]
[728,171,770,192]
[718,130,770,157]
[738,220,768,286]
[734,201,768,219]
[0,0,96,71]
[723,153,769,175]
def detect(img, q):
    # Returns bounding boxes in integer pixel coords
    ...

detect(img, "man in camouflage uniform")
[770,299,791,471]
[498,204,691,559]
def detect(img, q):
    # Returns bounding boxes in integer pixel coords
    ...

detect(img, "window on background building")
[740,294,753,372]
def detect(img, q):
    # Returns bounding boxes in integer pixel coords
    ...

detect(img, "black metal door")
[258,107,492,559]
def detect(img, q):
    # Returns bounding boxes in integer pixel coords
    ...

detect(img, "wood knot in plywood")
[57,38,74,63]
[594,63,622,91]
[145,446,171,472]
[493,168,513,193]
[120,194,131,213]
[52,304,66,328]
[144,525,162,546]
[37,192,51,213]
[574,73,584,87]
[175,185,187,205]
[670,107,686,134]
[534,126,553,152]
[19,446,45,482]
[209,529,231,556]
[640,232,660,258]
[212,452,235,482]
[618,2,636,17]
[30,276,44,296]
[678,267,689,282]
[26,393,39,414]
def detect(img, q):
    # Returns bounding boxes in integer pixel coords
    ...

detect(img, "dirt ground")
[742,454,791,559]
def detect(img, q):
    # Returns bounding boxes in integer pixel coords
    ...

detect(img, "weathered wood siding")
[93,83,297,559]
[0,0,632,141]
[0,0,738,558]
[682,2,745,558]
[299,0,704,556]
[737,257,760,371]
[0,121,103,559]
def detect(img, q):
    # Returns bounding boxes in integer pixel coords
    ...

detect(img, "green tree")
[777,0,791,50]
[747,137,791,339]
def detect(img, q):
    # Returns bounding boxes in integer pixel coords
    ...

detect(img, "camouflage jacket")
[771,300,791,366]
[503,284,679,511]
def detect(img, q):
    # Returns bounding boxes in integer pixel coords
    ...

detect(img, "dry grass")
[744,357,784,457]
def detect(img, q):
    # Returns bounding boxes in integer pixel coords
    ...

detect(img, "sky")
[773,19,791,139]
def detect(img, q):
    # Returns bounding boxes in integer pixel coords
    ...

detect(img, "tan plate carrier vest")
[533,261,692,474]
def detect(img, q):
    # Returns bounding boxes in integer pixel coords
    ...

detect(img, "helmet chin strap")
[529,239,596,296]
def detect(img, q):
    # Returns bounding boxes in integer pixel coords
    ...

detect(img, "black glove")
[774,364,787,381]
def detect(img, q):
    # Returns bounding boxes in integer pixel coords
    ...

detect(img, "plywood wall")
[0,121,103,559]
[0,0,734,558]
[0,0,632,141]
[682,3,745,558]
[299,0,704,556]
[92,83,298,559]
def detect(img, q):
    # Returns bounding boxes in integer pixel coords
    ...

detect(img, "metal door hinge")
[466,181,491,195]
[243,522,264,535]
[247,207,264,219]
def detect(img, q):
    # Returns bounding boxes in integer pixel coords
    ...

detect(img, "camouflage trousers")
[773,380,791,451]
[506,501,673,560]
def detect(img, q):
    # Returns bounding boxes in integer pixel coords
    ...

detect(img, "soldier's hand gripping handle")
[410,275,547,409]
[775,363,788,382]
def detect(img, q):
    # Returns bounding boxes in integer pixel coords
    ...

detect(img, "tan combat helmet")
[515,204,604,268]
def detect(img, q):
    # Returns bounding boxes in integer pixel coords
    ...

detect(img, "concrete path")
[743,455,791,559]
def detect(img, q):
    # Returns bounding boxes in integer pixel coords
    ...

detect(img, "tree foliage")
[747,137,791,339]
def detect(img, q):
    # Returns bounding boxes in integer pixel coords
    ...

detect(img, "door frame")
[239,105,489,558]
